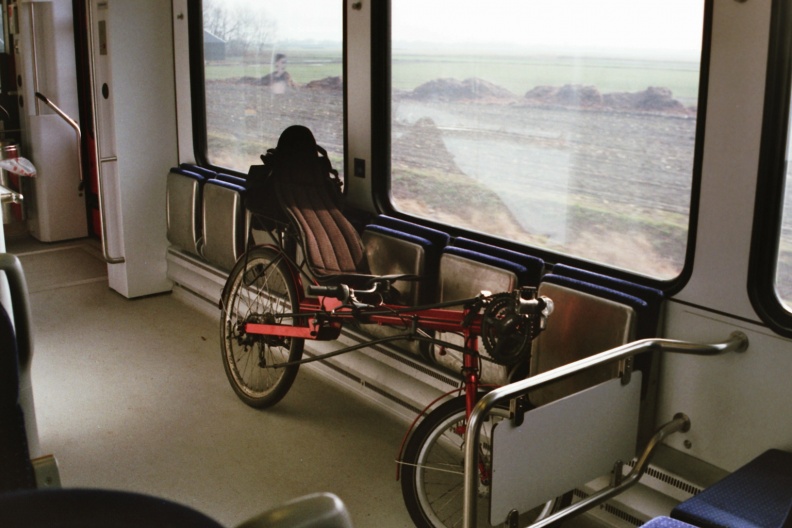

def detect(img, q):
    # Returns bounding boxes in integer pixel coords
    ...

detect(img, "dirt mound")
[525,84,689,115]
[392,117,464,175]
[604,86,687,113]
[408,77,515,102]
[305,76,343,91]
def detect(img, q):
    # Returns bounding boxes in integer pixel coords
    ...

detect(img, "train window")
[388,0,706,279]
[777,148,792,310]
[199,0,343,172]
[752,0,792,327]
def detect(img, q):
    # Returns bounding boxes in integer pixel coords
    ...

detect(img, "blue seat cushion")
[452,237,544,285]
[551,263,663,337]
[672,449,792,528]
[643,517,699,528]
[214,172,247,186]
[179,163,217,180]
[372,215,450,248]
[541,273,659,339]
[442,246,536,286]
[365,224,440,269]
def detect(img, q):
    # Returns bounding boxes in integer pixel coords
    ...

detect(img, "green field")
[204,49,342,84]
[392,53,700,103]
[206,48,701,104]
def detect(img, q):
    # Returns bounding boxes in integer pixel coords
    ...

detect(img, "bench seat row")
[166,164,663,390]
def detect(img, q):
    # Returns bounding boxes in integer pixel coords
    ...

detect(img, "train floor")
[5,234,607,528]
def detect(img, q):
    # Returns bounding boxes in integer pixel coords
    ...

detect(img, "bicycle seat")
[268,126,379,289]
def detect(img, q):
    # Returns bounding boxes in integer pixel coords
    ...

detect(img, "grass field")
[205,49,701,103]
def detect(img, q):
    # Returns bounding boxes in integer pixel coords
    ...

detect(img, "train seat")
[0,302,37,492]
[431,242,545,384]
[532,266,664,442]
[201,177,248,271]
[670,448,792,528]
[0,489,354,528]
[264,126,379,289]
[362,217,450,306]
[450,237,545,285]
[549,264,665,339]
[528,280,638,406]
[180,163,218,180]
[641,517,699,528]
[0,253,58,493]
[356,219,450,358]
[166,167,207,257]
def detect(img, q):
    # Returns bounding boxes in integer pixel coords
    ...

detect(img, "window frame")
[186,0,348,178]
[748,0,792,336]
[372,0,713,292]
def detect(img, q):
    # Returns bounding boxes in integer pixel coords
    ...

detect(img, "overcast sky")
[392,0,705,56]
[219,1,704,56]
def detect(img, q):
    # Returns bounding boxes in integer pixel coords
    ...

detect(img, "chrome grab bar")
[462,331,749,528]
[34,92,124,265]
[1,183,23,205]
[34,92,83,189]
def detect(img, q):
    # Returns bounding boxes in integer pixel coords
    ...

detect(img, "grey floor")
[8,236,417,527]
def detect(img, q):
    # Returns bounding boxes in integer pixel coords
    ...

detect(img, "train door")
[9,0,87,243]
[78,0,178,298]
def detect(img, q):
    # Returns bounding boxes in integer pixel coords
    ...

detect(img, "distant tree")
[203,0,278,58]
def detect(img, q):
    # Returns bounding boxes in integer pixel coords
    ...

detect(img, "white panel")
[14,0,87,242]
[89,0,117,160]
[674,0,770,320]
[100,159,129,295]
[345,1,373,210]
[658,302,792,472]
[172,0,193,163]
[26,115,87,241]
[88,0,176,298]
[490,373,641,525]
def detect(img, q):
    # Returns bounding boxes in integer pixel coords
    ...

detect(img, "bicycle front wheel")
[220,247,304,409]
[400,395,568,528]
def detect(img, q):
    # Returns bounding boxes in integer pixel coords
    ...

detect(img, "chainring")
[480,293,535,366]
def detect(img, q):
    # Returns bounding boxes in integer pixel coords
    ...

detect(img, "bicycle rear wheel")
[400,395,569,527]
[220,247,304,409]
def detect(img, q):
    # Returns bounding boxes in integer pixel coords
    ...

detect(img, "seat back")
[530,267,664,445]
[362,217,449,305]
[433,242,544,384]
[528,281,637,406]
[0,254,37,492]
[201,178,247,271]
[0,303,36,492]
[269,126,369,283]
[166,167,206,257]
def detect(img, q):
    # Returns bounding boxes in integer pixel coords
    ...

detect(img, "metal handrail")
[462,331,749,528]
[1,183,23,205]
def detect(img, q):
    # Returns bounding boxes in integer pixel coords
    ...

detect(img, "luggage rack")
[462,331,749,528]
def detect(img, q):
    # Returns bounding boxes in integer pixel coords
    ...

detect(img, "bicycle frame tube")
[243,299,485,340]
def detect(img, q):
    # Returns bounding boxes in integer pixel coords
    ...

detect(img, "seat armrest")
[235,492,353,528]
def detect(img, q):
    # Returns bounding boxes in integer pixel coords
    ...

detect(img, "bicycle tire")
[400,395,569,527]
[220,247,304,409]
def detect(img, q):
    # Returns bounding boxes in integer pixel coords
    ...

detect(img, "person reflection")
[261,53,296,94]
